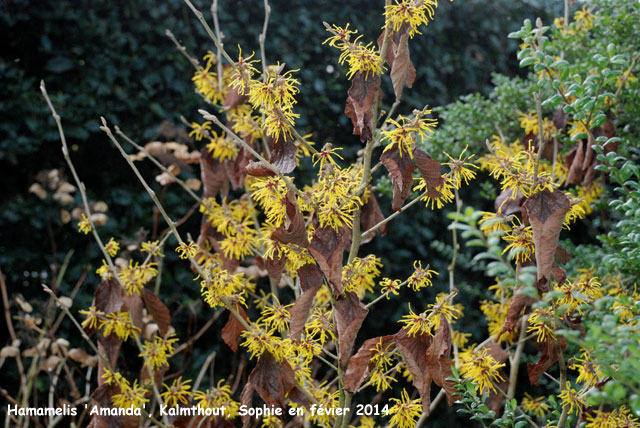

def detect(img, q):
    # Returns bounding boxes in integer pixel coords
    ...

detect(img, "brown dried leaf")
[141,289,171,336]
[334,292,368,367]
[394,328,433,411]
[289,284,322,341]
[94,278,123,315]
[566,140,585,185]
[360,191,386,244]
[344,336,394,392]
[256,253,287,285]
[414,149,445,200]
[527,337,566,385]
[495,188,525,215]
[201,148,229,198]
[122,293,143,330]
[553,108,568,132]
[91,383,125,428]
[555,246,571,265]
[222,306,249,352]
[389,30,416,99]
[271,192,308,247]
[245,352,295,410]
[244,160,275,177]
[97,332,121,386]
[501,290,535,335]
[381,144,416,211]
[425,315,457,405]
[270,138,297,174]
[297,263,325,292]
[308,225,347,295]
[523,189,571,289]
[345,73,382,142]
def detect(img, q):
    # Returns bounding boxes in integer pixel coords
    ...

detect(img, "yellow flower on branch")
[112,379,148,409]
[189,121,212,141]
[443,145,478,188]
[101,310,140,341]
[407,260,437,291]
[558,382,586,415]
[386,389,422,428]
[161,377,192,407]
[79,305,103,330]
[194,380,240,419]
[175,241,198,260]
[384,0,438,38]
[141,240,164,257]
[459,346,506,393]
[77,213,92,234]
[104,237,120,257]
[521,393,549,418]
[527,308,556,342]
[501,223,535,263]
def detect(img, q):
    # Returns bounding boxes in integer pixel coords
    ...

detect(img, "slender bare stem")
[361,190,428,240]
[165,29,201,70]
[507,315,528,400]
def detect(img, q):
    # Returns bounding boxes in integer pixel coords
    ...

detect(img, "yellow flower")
[101,310,140,341]
[250,176,289,226]
[585,405,639,428]
[324,24,385,79]
[118,260,158,295]
[206,131,238,162]
[77,213,92,234]
[342,254,383,296]
[189,121,212,141]
[194,380,240,419]
[79,306,103,330]
[443,145,478,188]
[102,369,128,387]
[574,6,597,31]
[558,382,585,415]
[380,277,402,298]
[386,389,422,428]
[414,176,455,210]
[141,240,164,257]
[368,338,397,391]
[384,0,438,38]
[323,23,358,51]
[399,294,460,336]
[478,211,511,235]
[521,393,549,418]
[260,299,292,333]
[501,223,535,263]
[104,237,119,257]
[381,115,437,158]
[240,325,293,362]
[139,334,178,371]
[175,241,198,259]
[161,377,192,407]
[112,379,148,409]
[527,308,556,343]
[312,145,344,170]
[229,46,259,95]
[459,346,506,393]
[200,268,248,309]
[451,330,471,348]
[96,259,112,279]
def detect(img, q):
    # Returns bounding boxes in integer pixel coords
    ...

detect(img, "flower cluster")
[324,23,385,79]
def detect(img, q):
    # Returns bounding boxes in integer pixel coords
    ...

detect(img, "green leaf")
[519,57,537,67]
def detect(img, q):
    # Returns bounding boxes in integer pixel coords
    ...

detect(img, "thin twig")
[166,29,201,70]
[361,190,428,240]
